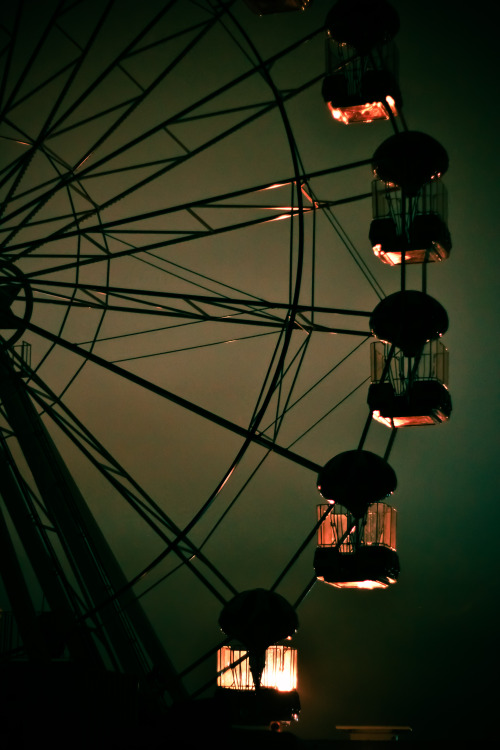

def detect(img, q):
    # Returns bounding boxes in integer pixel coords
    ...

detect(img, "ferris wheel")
[0,0,452,739]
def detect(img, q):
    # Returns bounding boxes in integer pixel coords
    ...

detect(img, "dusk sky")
[0,0,498,742]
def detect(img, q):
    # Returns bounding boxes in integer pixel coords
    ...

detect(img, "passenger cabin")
[370,178,451,265]
[215,644,300,727]
[314,502,399,589]
[368,340,452,427]
[323,0,401,124]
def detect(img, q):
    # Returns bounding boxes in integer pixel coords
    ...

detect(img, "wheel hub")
[0,261,33,350]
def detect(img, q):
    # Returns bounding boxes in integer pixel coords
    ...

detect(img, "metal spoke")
[17,314,322,474]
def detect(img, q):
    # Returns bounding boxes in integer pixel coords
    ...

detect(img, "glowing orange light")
[269,213,293,222]
[300,185,314,205]
[218,465,236,493]
[328,97,398,125]
[34,291,72,302]
[316,576,389,590]
[372,245,448,266]
[74,153,93,171]
[372,411,444,428]
[0,135,31,147]
[217,645,297,692]
[261,182,290,191]
[266,207,313,218]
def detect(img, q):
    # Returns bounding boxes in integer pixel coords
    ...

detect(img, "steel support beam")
[0,348,187,703]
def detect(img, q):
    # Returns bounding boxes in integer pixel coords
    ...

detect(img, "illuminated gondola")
[370,178,452,265]
[368,340,451,427]
[216,590,300,727]
[368,292,452,426]
[322,0,401,124]
[216,644,300,727]
[314,502,399,589]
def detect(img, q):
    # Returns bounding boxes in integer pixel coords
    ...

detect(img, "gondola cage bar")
[317,503,397,553]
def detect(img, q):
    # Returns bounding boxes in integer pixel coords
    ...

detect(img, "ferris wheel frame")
[0,0,430,718]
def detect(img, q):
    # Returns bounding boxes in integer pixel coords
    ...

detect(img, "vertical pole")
[401,190,407,291]
[422,245,429,294]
